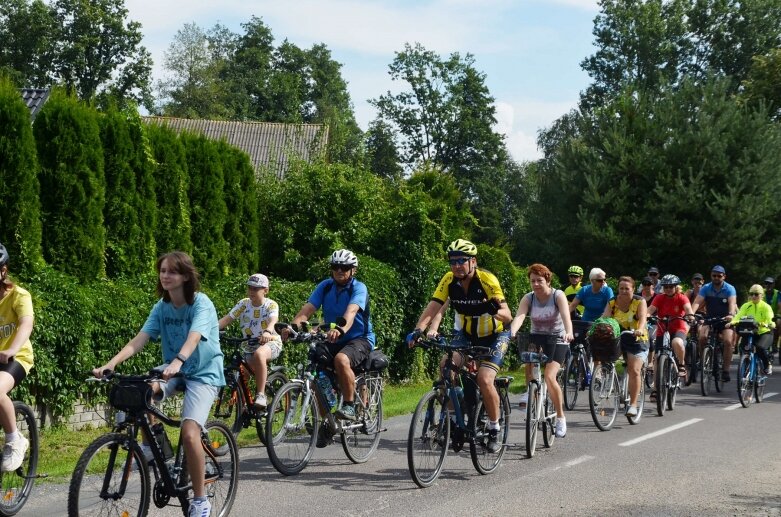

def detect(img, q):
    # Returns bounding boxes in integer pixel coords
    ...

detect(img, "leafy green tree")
[33,90,105,280]
[741,48,781,120]
[0,0,58,87]
[218,142,260,274]
[0,76,43,271]
[364,119,403,181]
[126,110,157,268]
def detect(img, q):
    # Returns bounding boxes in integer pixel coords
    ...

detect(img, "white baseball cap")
[246,274,269,288]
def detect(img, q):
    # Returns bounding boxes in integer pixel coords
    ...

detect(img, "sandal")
[649,390,658,402]
[678,365,687,378]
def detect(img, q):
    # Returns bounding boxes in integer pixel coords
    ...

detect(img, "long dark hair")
[155,251,200,305]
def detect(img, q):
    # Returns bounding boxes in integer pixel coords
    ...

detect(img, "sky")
[125,0,600,163]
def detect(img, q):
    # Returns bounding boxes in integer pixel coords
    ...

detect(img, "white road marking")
[618,418,703,447]
[724,391,778,410]
[530,455,594,477]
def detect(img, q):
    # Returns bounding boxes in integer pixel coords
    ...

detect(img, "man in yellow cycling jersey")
[407,239,511,453]
[564,265,584,320]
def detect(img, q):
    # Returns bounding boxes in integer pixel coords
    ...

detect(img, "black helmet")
[660,274,680,286]
[0,243,8,267]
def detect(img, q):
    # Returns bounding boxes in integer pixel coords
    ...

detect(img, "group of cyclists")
[1,236,778,515]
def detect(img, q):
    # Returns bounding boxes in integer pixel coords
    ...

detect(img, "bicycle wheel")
[342,376,383,464]
[67,433,150,517]
[0,402,38,517]
[563,354,580,410]
[266,381,318,476]
[199,421,238,517]
[542,387,556,447]
[214,370,246,436]
[589,365,619,431]
[407,390,449,488]
[738,355,753,408]
[525,381,539,458]
[626,368,645,425]
[257,371,289,445]
[700,347,713,396]
[666,359,678,411]
[655,355,668,416]
[714,344,724,393]
[470,389,509,475]
[755,366,766,403]
[684,339,696,386]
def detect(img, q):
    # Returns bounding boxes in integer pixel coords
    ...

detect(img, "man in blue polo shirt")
[291,249,374,423]
[691,265,738,381]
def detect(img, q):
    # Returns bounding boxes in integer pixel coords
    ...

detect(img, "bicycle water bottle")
[317,371,338,412]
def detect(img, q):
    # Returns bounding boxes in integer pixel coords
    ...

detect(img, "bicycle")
[735,318,769,408]
[67,369,239,517]
[212,333,289,443]
[588,330,639,430]
[0,400,40,517]
[407,334,511,487]
[518,333,561,458]
[265,322,386,476]
[648,315,688,417]
[684,318,700,386]
[699,316,727,396]
[562,320,593,411]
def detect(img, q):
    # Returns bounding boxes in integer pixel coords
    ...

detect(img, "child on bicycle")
[94,251,224,517]
[218,273,282,410]
[0,243,35,472]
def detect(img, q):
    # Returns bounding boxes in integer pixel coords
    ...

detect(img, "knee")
[335,353,350,371]
[181,421,201,445]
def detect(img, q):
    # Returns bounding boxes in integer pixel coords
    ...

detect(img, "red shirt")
[651,293,689,336]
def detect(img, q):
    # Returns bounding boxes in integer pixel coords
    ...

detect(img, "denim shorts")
[156,375,218,429]
[452,330,510,371]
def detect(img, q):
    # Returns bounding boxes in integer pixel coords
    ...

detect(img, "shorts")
[620,333,650,357]
[0,360,26,387]
[654,331,687,350]
[245,339,282,362]
[156,375,218,429]
[525,333,568,366]
[328,338,371,369]
[453,331,511,371]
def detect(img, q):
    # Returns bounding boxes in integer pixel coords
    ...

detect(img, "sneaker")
[188,498,211,517]
[625,406,638,417]
[335,404,356,421]
[518,392,528,407]
[1,435,29,472]
[253,392,267,411]
[554,418,567,438]
[486,428,501,453]
[450,422,465,452]
[316,424,331,448]
[766,364,773,376]
[722,371,730,382]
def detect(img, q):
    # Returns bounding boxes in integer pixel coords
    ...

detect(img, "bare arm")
[637,299,648,336]
[556,291,574,342]
[690,294,704,314]
[426,299,449,337]
[218,314,234,331]
[509,295,530,337]
[569,296,581,314]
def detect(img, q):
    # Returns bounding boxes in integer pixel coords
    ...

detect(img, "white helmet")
[330,249,358,267]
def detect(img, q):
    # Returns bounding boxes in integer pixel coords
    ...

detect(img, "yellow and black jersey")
[431,268,505,339]
[564,283,584,315]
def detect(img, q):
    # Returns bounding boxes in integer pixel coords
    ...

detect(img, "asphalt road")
[21,359,781,516]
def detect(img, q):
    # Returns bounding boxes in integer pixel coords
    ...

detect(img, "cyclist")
[407,239,511,453]
[691,265,737,382]
[564,265,585,320]
[602,276,648,417]
[509,263,573,437]
[93,251,224,517]
[638,267,663,294]
[685,273,705,308]
[218,273,282,410]
[569,268,614,323]
[290,249,374,428]
[0,243,34,472]
[728,284,775,375]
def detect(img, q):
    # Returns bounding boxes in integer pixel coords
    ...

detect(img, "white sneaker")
[625,406,638,417]
[1,435,29,472]
[766,364,773,376]
[189,498,211,517]
[254,392,268,410]
[554,418,567,438]
[518,392,528,407]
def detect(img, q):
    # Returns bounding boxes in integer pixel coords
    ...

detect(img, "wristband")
[330,323,345,337]
[175,353,188,363]
[262,329,272,335]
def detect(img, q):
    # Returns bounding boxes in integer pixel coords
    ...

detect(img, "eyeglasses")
[592,278,606,283]
[449,257,470,266]
[711,274,724,279]
[749,292,762,296]
[648,272,659,276]
[331,264,352,272]
[568,274,581,278]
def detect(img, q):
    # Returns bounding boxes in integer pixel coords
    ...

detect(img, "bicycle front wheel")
[258,371,289,445]
[201,421,239,517]
[67,433,150,517]
[342,375,383,463]
[666,359,678,411]
[755,366,766,403]
[563,354,580,410]
[714,346,724,393]
[542,386,557,447]
[738,355,753,408]
[407,390,449,488]
[655,355,668,416]
[684,339,696,386]
[589,365,619,431]
[525,381,540,458]
[470,389,509,475]
[700,347,713,396]
[0,402,38,517]
[266,381,318,476]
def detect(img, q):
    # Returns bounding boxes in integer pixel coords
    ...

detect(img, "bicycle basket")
[109,381,153,412]
[516,332,558,357]
[588,318,621,362]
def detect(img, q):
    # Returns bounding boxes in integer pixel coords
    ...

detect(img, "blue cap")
[711,265,726,274]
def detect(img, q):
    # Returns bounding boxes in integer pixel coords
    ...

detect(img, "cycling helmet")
[0,243,8,267]
[660,274,680,286]
[330,249,358,268]
[446,239,477,257]
[567,265,584,276]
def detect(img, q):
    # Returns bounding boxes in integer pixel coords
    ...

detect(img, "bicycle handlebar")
[87,369,184,384]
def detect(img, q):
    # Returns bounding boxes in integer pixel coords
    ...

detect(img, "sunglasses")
[592,278,606,283]
[711,274,724,279]
[331,264,352,272]
[568,274,581,278]
[648,272,659,276]
[449,257,470,266]
[749,292,762,296]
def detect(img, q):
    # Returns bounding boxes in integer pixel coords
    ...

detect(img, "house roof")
[19,88,50,120]
[142,117,328,178]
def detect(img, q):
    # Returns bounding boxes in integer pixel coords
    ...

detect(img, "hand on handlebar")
[406,328,423,348]
[162,360,182,381]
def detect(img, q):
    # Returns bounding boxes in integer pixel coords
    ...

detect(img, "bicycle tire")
[700,347,713,396]
[470,388,509,475]
[342,375,383,464]
[266,381,318,476]
[589,365,619,431]
[684,339,696,386]
[525,381,540,458]
[257,371,289,445]
[0,402,38,517]
[755,367,766,403]
[666,359,678,411]
[542,386,557,447]
[563,354,580,410]
[200,421,239,517]
[714,343,724,393]
[626,367,645,425]
[67,433,150,517]
[738,355,753,408]
[407,390,449,488]
[655,355,668,416]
